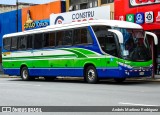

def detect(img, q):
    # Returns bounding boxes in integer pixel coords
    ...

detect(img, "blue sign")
[135,13,144,24]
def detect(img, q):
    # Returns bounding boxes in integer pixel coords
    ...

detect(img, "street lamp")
[16,0,18,32]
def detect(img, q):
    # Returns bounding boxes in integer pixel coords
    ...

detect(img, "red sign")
[130,0,160,7]
[115,0,160,30]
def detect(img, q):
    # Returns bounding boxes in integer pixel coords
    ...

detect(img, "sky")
[0,0,61,5]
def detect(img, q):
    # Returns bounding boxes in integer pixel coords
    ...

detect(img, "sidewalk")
[0,74,18,78]
[124,75,160,82]
[154,75,160,79]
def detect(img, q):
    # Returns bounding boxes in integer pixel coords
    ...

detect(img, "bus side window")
[49,32,56,47]
[73,29,81,45]
[63,30,73,46]
[27,35,33,49]
[34,33,43,49]
[18,36,27,50]
[44,32,56,48]
[81,28,87,44]
[43,33,50,47]
[105,32,118,57]
[56,31,64,47]
[3,37,11,51]
[87,29,93,44]
[73,27,93,45]
[11,37,18,50]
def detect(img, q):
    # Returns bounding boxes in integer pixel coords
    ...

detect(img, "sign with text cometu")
[50,6,110,25]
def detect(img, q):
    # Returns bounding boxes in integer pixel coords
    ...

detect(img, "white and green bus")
[2,20,158,83]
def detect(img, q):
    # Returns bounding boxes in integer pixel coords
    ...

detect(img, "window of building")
[101,0,114,4]
[94,0,98,7]
[69,0,98,11]
[89,2,93,8]
[34,33,43,49]
[80,3,88,10]
[3,37,11,50]
[75,5,79,10]
[88,0,98,8]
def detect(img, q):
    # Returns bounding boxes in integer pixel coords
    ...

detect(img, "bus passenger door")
[98,31,120,77]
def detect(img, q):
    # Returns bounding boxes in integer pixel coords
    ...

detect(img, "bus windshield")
[115,28,151,61]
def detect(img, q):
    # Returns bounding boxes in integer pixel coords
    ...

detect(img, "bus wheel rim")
[23,70,28,79]
[88,69,95,81]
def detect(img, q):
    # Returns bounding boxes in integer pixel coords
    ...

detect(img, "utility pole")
[16,0,18,32]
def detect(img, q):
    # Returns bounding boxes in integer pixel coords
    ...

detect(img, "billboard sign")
[129,0,160,7]
[50,6,110,25]
[24,10,49,30]
[115,0,160,30]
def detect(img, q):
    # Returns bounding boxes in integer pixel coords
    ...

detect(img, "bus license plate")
[139,72,144,75]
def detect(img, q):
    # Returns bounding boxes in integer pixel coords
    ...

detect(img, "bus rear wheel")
[21,67,31,81]
[85,66,98,84]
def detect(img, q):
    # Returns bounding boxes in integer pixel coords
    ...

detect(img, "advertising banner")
[22,1,62,31]
[129,0,160,7]
[50,6,110,25]
[115,0,160,30]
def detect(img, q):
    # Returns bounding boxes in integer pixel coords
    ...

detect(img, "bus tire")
[114,78,126,83]
[21,67,30,81]
[85,66,98,84]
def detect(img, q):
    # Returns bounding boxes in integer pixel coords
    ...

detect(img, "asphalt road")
[0,77,160,114]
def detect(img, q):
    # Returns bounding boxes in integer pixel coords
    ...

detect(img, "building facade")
[0,2,36,14]
[65,0,114,19]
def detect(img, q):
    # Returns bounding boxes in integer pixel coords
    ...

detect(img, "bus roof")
[3,20,142,38]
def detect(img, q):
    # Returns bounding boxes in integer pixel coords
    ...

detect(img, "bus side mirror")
[108,29,124,44]
[145,31,158,45]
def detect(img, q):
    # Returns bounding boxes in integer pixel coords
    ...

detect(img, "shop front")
[114,0,160,75]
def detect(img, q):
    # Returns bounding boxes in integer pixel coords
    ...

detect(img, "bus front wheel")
[21,67,31,81]
[85,66,98,84]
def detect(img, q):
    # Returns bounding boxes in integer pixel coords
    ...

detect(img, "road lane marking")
[0,83,41,87]
[119,102,160,106]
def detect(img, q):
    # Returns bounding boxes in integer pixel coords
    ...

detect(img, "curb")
[0,74,19,78]
[126,78,160,82]
[0,75,160,81]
